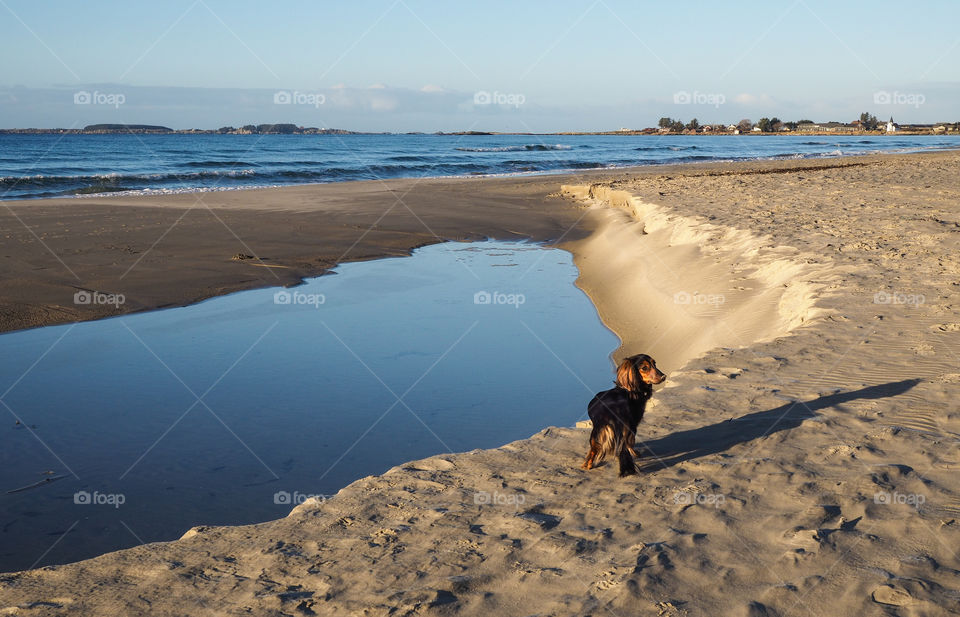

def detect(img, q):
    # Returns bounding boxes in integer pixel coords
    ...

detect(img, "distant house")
[752,126,762,132]
[886,119,898,133]
[820,122,849,132]
[794,122,854,133]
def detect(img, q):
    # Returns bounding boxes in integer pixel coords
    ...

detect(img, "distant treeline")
[648,112,959,135]
[84,124,173,132]
[216,124,360,135]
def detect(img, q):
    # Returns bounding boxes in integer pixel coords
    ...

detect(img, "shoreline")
[1,149,954,335]
[5,143,955,204]
[3,128,957,136]
[1,150,959,614]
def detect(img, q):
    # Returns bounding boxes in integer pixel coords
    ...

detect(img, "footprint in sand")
[933,323,960,332]
[594,578,620,591]
[784,529,821,553]
[934,373,960,384]
[871,584,914,606]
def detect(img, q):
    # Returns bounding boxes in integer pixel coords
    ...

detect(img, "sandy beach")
[2,151,959,615]
[0,173,590,333]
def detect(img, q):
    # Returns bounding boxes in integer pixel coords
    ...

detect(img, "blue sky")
[1,0,957,131]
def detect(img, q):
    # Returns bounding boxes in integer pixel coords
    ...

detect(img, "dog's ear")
[615,357,641,392]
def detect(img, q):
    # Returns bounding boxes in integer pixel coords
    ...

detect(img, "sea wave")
[669,154,717,163]
[71,184,284,199]
[769,152,807,159]
[181,160,257,168]
[0,169,256,188]
[385,155,434,162]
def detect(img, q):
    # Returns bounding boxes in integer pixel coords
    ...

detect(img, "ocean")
[2,133,958,200]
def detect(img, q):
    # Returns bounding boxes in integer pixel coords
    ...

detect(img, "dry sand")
[2,152,960,616]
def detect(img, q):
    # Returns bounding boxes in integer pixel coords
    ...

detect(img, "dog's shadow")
[635,379,922,472]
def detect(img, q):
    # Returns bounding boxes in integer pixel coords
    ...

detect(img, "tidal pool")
[0,240,619,571]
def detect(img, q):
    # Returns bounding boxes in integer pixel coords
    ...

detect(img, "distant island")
[0,124,365,135]
[1,115,958,136]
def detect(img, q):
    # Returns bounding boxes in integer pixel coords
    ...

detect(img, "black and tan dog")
[581,354,665,477]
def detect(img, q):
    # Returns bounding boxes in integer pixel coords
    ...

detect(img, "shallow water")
[0,240,619,571]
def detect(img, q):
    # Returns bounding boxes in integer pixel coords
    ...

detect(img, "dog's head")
[616,354,666,391]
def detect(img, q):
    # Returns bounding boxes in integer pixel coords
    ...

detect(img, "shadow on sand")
[636,379,922,472]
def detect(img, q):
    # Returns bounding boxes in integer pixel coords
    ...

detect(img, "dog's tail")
[594,424,637,477]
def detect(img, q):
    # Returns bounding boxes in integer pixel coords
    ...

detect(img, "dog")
[581,354,665,477]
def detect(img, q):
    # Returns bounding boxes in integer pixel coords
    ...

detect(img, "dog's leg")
[618,445,637,477]
[616,425,637,477]
[625,427,639,459]
[581,434,600,470]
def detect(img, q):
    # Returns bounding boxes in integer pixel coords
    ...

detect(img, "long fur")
[591,424,616,465]
[581,354,664,477]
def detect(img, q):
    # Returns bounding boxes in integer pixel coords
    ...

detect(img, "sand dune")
[2,152,960,616]
[563,182,834,369]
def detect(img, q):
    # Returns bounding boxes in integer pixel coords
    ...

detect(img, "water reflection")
[0,240,618,571]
